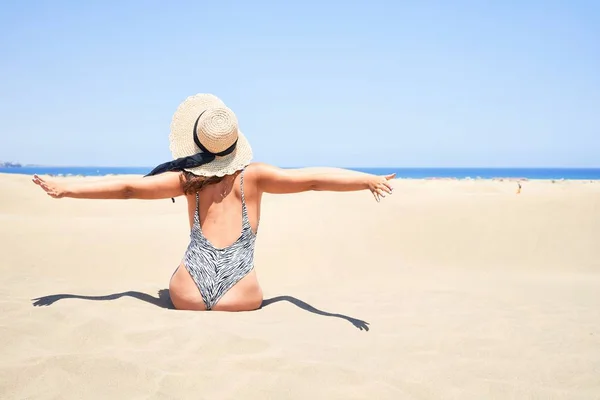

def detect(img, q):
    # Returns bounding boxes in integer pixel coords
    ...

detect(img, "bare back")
[184,168,261,246]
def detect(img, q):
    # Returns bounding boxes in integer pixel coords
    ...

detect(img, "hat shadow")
[31,290,369,331]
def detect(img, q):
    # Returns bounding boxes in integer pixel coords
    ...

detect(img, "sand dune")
[1,173,599,399]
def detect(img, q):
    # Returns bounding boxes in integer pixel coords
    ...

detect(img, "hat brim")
[168,94,253,177]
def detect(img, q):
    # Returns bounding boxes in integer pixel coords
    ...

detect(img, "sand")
[0,173,599,399]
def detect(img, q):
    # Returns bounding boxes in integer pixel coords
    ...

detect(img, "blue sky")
[1,1,598,167]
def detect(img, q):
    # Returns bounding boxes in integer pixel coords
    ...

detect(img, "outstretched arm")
[254,163,395,202]
[32,172,184,200]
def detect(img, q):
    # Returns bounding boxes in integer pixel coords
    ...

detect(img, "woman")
[32,93,395,312]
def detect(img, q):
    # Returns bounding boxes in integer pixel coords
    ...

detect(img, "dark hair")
[179,171,225,195]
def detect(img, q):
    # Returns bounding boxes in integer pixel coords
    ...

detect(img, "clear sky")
[1,1,598,168]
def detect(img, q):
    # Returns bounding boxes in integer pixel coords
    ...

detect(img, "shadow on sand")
[32,290,370,331]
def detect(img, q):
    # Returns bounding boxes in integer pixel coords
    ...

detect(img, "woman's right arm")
[254,163,395,202]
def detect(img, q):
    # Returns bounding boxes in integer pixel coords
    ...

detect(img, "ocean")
[1,166,599,180]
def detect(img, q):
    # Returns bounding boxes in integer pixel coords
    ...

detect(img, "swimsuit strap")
[194,191,200,225]
[240,168,251,229]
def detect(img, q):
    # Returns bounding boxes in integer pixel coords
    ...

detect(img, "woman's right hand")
[367,173,395,202]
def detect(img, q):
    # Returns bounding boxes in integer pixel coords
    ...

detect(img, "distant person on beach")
[32,93,395,312]
[517,182,522,194]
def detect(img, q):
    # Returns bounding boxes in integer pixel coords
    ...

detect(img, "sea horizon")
[1,165,600,180]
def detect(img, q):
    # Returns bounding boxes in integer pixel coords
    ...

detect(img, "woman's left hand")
[32,175,66,198]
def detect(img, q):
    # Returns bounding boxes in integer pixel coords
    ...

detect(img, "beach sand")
[1,173,599,399]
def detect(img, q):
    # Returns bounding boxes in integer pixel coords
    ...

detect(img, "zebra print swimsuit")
[182,169,256,310]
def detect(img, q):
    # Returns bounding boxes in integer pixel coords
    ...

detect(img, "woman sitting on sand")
[32,93,395,312]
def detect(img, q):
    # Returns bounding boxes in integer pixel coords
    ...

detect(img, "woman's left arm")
[32,172,184,200]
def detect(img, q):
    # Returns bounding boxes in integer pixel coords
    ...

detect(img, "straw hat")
[167,93,253,177]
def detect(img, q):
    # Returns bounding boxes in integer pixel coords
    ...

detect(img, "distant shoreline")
[1,166,600,180]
